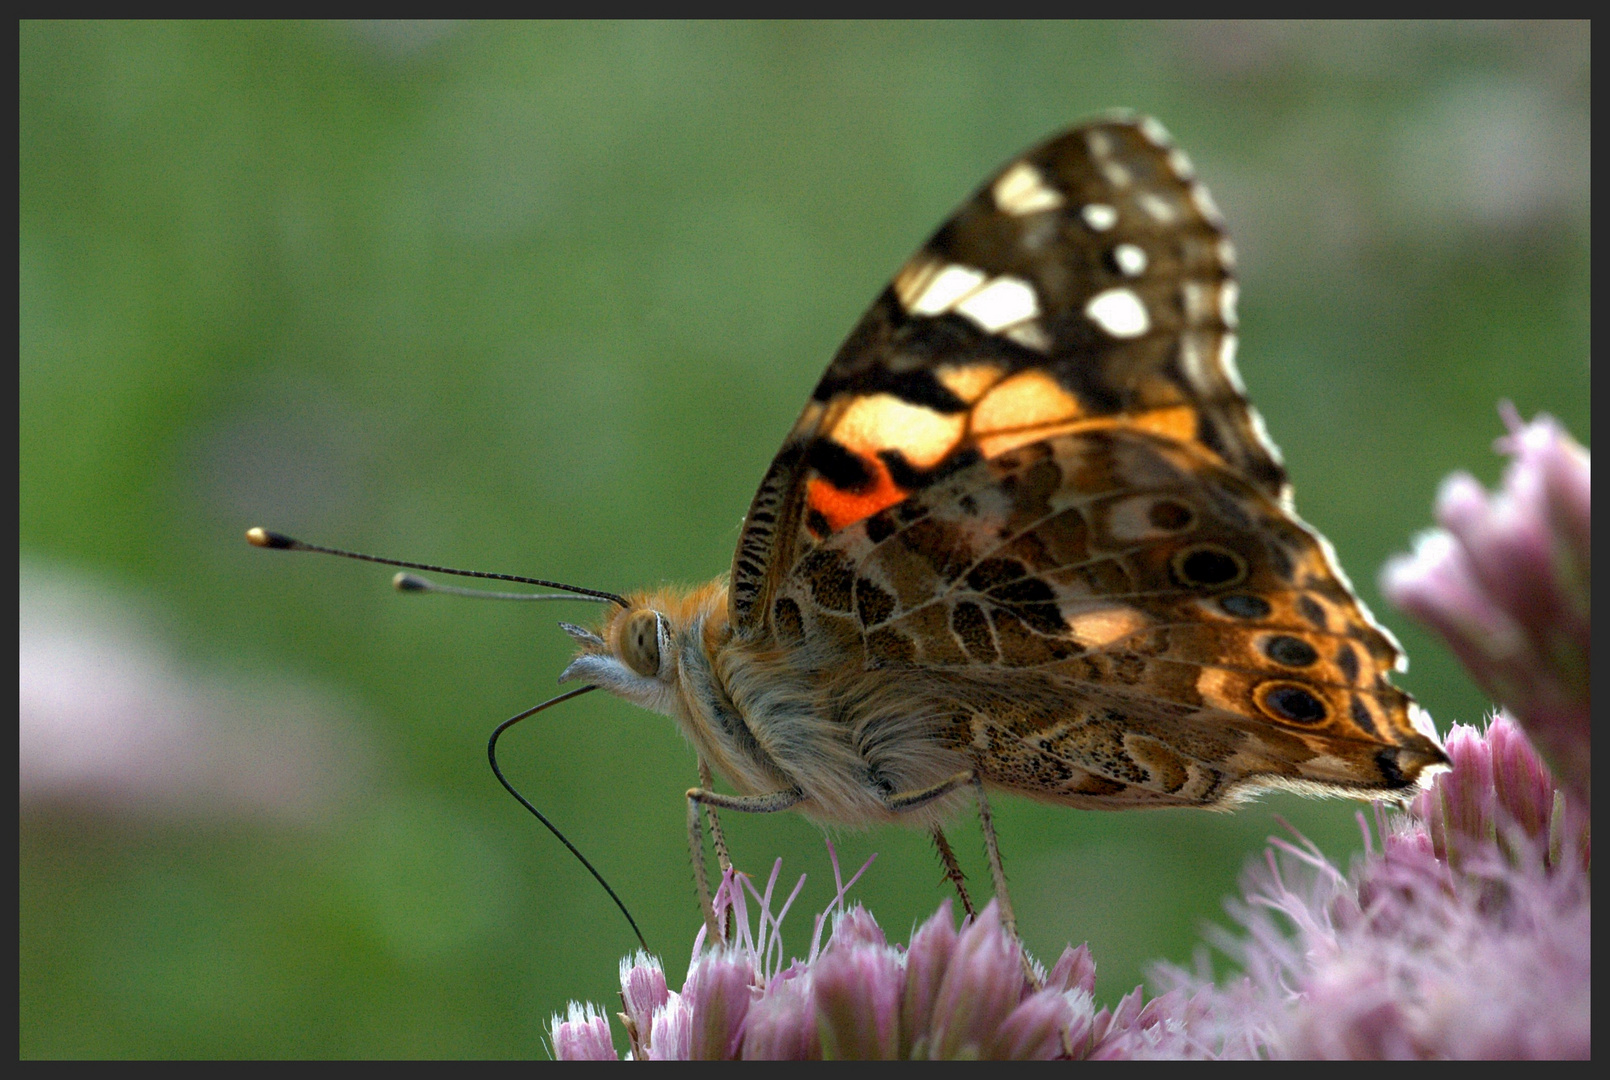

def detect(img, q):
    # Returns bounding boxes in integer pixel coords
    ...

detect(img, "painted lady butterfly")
[262,114,1450,939]
[555,114,1451,936]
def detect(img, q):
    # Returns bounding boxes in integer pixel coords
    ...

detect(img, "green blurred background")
[20,21,1589,1058]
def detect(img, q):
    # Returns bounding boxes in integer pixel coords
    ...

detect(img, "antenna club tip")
[246,527,297,549]
[393,572,429,592]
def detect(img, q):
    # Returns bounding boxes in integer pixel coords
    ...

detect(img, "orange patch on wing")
[830,393,966,470]
[971,370,1086,435]
[806,453,909,534]
[1125,405,1198,445]
[937,362,1005,404]
[973,402,1204,462]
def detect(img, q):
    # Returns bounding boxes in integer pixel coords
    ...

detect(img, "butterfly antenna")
[246,528,629,607]
[489,684,650,954]
[391,573,599,602]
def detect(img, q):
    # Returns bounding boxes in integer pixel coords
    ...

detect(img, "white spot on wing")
[1138,191,1179,224]
[1084,287,1150,339]
[1004,323,1051,351]
[1086,128,1132,187]
[1410,702,1439,740]
[1220,281,1240,328]
[1177,332,1211,394]
[1167,147,1195,179]
[992,161,1065,216]
[893,257,940,309]
[906,263,986,316]
[1247,406,1284,466]
[1139,115,1172,147]
[1191,182,1224,224]
[1100,160,1133,188]
[1081,203,1118,231]
[955,275,1039,332]
[1220,334,1246,395]
[1182,281,1216,324]
[1113,243,1147,277]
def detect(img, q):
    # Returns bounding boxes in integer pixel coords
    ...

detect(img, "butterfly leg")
[696,756,733,876]
[684,796,718,939]
[878,772,978,913]
[685,786,804,940]
[930,826,974,918]
[882,769,975,811]
[881,772,1036,984]
[971,775,1040,987]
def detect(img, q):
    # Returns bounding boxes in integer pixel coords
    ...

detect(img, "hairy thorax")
[565,581,974,828]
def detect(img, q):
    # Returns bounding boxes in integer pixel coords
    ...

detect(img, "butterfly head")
[555,583,727,718]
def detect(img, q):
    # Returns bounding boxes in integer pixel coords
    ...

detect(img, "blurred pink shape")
[19,564,363,821]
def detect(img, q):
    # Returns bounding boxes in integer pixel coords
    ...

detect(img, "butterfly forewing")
[732,115,1286,632]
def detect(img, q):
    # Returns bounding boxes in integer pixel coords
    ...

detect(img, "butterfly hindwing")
[770,428,1443,804]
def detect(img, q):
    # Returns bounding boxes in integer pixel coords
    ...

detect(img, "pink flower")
[1382,407,1590,806]
[644,992,692,1061]
[616,951,669,1060]
[925,901,1032,1058]
[1413,715,1587,872]
[897,897,960,1058]
[685,947,756,1060]
[740,963,818,1060]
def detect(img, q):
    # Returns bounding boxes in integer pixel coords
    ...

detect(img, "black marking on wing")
[806,437,873,491]
[879,446,982,493]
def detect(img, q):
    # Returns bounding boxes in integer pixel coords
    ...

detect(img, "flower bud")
[899,899,958,1059]
[813,935,903,1059]
[550,1001,617,1061]
[685,948,755,1060]
[925,901,1028,1058]
[741,967,819,1060]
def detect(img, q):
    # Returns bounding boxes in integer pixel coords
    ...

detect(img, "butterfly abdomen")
[704,636,975,828]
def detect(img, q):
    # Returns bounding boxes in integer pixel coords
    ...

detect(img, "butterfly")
[550,114,1451,936]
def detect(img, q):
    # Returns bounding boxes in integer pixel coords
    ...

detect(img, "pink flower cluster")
[1160,714,1590,1059]
[553,860,1216,1060]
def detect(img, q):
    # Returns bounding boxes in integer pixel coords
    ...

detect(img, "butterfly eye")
[621,609,662,678]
